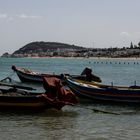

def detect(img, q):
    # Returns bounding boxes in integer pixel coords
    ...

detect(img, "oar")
[91,107,120,115]
[75,104,120,115]
[0,82,36,91]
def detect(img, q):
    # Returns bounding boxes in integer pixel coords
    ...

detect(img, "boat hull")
[66,78,140,104]
[0,89,65,111]
[12,65,101,83]
[16,69,62,83]
[0,95,51,110]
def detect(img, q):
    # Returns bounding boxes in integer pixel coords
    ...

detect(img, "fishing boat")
[0,76,78,110]
[0,89,52,110]
[66,77,140,104]
[11,65,61,83]
[11,65,102,83]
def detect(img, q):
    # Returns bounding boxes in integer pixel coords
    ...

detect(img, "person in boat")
[81,67,102,82]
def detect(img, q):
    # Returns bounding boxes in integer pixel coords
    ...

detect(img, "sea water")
[0,57,140,140]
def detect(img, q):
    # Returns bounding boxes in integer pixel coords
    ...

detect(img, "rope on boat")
[0,71,15,82]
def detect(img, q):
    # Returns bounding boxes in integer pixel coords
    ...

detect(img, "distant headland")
[1,41,140,58]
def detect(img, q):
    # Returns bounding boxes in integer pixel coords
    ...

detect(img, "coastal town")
[1,41,140,58]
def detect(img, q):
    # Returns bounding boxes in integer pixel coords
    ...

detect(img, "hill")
[13,41,84,55]
[2,41,140,58]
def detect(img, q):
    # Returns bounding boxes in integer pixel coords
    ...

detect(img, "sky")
[0,0,140,55]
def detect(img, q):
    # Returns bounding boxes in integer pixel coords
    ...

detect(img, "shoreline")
[1,56,140,60]
[18,56,140,60]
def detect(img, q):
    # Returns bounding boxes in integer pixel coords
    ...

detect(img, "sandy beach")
[27,56,140,60]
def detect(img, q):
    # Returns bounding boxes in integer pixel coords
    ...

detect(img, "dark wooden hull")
[16,70,60,83]
[66,78,140,104]
[0,90,65,110]
[13,66,100,84]
[0,95,47,110]
[0,97,44,110]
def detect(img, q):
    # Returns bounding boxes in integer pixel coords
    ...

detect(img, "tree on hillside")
[138,42,140,47]
[130,42,133,49]
[134,45,137,48]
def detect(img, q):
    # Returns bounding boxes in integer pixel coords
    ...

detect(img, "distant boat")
[65,77,140,104]
[12,65,102,83]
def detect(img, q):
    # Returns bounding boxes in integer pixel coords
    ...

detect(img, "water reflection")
[0,103,140,139]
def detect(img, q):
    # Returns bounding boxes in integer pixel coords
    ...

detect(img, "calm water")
[0,57,140,140]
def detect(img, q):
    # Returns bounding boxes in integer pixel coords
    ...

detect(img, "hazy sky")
[0,0,140,55]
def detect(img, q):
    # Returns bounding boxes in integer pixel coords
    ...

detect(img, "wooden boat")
[0,77,78,110]
[11,65,61,83]
[11,65,102,83]
[0,89,51,110]
[66,77,140,104]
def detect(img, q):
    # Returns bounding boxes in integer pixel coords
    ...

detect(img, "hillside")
[13,41,84,55]
[2,41,140,58]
